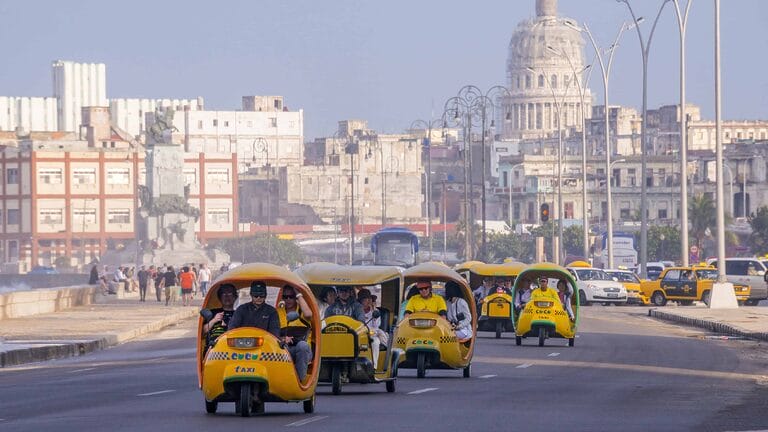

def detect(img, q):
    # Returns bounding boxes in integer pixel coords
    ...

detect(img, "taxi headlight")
[588,284,600,292]
[534,301,553,308]
[227,337,263,349]
[410,319,437,328]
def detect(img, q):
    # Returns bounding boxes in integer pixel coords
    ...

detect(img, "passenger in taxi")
[277,285,313,381]
[324,285,366,321]
[556,280,575,321]
[404,281,447,317]
[445,281,472,340]
[202,284,237,348]
[514,282,533,316]
[318,285,337,317]
[357,288,388,368]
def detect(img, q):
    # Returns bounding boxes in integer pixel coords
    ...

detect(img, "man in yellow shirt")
[405,281,447,317]
[530,276,560,304]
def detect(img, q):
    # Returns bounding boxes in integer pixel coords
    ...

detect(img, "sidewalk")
[0,293,200,368]
[649,306,768,342]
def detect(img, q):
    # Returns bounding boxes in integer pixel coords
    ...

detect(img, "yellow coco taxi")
[513,263,579,347]
[294,263,403,395]
[464,262,527,338]
[197,263,320,417]
[394,262,477,378]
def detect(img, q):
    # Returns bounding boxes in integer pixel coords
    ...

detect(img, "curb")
[0,308,198,368]
[648,309,768,342]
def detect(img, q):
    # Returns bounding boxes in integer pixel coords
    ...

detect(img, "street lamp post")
[568,19,635,269]
[253,137,272,262]
[346,138,358,264]
[673,0,693,266]
[618,0,672,278]
[411,119,444,261]
[723,162,733,216]
[526,67,571,264]
[609,158,627,265]
[547,45,593,262]
[508,163,524,230]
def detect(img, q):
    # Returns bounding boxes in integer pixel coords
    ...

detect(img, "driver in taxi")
[404,281,447,317]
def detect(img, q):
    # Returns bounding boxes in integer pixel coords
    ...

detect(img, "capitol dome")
[502,0,591,140]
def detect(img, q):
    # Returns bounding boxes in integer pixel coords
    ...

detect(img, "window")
[207,168,229,183]
[8,240,18,261]
[207,208,230,224]
[538,74,545,88]
[628,168,636,186]
[106,168,130,185]
[527,202,534,221]
[39,168,63,184]
[663,269,681,281]
[516,76,521,89]
[73,209,97,226]
[269,117,278,128]
[551,74,558,89]
[7,209,20,224]
[224,121,230,127]
[247,121,253,127]
[183,168,197,185]
[525,75,531,89]
[364,177,369,185]
[39,209,63,225]
[107,209,131,224]
[73,168,96,184]
[620,208,631,219]
[6,168,19,185]
[198,120,203,129]
[274,99,282,110]
[658,209,668,219]
[213,119,218,127]
[513,203,520,220]
[564,202,574,219]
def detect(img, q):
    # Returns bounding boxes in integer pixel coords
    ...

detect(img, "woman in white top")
[445,281,473,340]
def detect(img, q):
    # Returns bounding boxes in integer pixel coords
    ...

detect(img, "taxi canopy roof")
[470,262,527,277]
[454,260,485,273]
[203,262,312,310]
[294,262,403,286]
[565,260,591,268]
[513,262,578,293]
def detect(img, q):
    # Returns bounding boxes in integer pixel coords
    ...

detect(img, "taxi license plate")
[607,293,618,298]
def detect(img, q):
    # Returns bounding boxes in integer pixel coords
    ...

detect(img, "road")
[1,306,767,432]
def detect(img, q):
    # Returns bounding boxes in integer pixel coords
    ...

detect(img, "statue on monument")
[147,109,179,145]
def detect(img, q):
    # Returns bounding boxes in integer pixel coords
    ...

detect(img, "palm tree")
[454,217,481,260]
[688,194,716,256]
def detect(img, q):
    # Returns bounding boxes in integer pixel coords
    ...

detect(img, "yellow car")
[605,269,648,305]
[640,266,751,306]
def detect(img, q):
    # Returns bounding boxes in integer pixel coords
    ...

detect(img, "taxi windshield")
[575,269,611,281]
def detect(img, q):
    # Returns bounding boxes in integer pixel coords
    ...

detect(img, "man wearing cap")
[228,281,280,338]
[404,281,447,317]
[530,276,560,305]
[324,285,366,321]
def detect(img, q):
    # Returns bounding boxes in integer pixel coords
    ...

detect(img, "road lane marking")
[474,355,768,383]
[516,363,532,369]
[407,387,438,395]
[67,367,96,374]
[137,389,176,397]
[547,352,560,357]
[286,416,328,427]
[479,374,497,379]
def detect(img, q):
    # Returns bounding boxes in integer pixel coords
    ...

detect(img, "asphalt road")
[1,306,767,432]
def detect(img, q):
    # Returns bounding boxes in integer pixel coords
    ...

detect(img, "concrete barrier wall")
[0,285,98,320]
[0,274,91,290]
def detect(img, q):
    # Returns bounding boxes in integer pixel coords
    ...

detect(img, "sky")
[0,0,765,139]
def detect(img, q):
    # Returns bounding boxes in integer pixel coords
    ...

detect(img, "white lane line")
[547,352,561,357]
[137,389,176,397]
[516,363,533,369]
[407,387,438,395]
[67,367,96,374]
[479,374,497,379]
[286,416,328,427]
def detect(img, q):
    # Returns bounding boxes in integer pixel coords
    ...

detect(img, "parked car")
[28,266,59,275]
[706,258,768,306]
[640,266,750,306]
[605,269,647,305]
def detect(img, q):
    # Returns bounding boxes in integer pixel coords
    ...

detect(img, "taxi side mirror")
[199,309,214,323]
[286,311,300,322]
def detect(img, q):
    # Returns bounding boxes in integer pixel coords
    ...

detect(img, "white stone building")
[52,60,108,132]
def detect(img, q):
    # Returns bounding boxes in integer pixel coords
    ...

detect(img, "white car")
[567,267,628,306]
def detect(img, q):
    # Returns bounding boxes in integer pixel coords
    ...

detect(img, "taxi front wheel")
[205,400,217,414]
[303,395,315,413]
[463,364,471,378]
[238,384,253,417]
[331,365,343,395]
[416,353,426,378]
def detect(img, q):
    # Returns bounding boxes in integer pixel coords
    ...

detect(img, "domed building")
[502,0,591,141]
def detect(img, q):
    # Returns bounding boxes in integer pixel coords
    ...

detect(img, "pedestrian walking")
[137,265,149,302]
[198,263,211,298]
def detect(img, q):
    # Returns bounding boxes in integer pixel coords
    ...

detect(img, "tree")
[485,232,535,263]
[749,206,768,254]
[688,194,716,258]
[562,225,584,258]
[213,234,304,267]
[647,225,681,262]
[454,218,481,260]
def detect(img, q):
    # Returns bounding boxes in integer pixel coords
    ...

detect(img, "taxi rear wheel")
[331,365,342,395]
[495,321,503,339]
[702,291,711,307]
[303,395,315,413]
[463,364,471,378]
[515,336,522,346]
[416,353,426,378]
[205,400,217,414]
[568,337,575,347]
[238,384,253,417]
[537,327,546,347]
[386,379,396,393]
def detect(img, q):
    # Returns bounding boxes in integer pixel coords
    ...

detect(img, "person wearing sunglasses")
[277,285,313,381]
[228,281,280,338]
[404,281,447,318]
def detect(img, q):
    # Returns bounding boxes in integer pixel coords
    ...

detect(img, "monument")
[137,109,228,266]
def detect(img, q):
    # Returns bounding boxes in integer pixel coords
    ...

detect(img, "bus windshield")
[371,228,418,267]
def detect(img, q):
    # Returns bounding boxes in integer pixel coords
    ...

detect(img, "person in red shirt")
[179,266,197,306]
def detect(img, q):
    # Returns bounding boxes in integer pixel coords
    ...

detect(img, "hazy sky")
[0,0,765,139]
